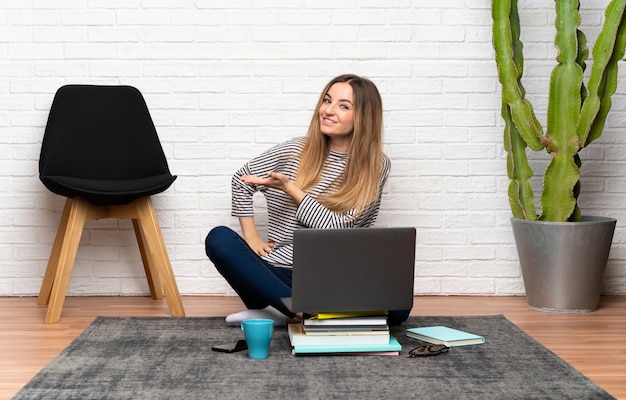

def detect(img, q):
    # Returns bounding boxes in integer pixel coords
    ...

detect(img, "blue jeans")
[205,226,410,326]
[205,226,296,317]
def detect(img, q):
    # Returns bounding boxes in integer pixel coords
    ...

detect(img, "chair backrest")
[39,85,172,182]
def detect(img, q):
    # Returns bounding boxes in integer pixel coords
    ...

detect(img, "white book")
[288,323,390,346]
[304,327,389,336]
[303,316,388,327]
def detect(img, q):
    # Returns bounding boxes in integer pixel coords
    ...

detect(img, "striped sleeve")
[231,164,255,218]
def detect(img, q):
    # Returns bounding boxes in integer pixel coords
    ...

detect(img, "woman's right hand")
[245,236,276,256]
[239,217,275,256]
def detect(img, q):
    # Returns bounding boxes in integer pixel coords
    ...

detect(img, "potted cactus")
[492,0,622,312]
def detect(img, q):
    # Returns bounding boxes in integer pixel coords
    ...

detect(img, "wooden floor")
[1,295,625,400]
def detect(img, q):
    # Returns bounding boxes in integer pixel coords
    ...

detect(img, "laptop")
[282,227,416,314]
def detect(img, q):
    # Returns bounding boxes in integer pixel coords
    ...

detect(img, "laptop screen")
[285,227,416,314]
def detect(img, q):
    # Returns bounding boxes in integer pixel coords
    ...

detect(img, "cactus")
[492,0,626,222]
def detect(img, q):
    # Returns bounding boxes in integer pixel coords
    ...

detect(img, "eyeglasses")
[407,344,449,358]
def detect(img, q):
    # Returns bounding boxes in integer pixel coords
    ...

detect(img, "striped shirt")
[231,136,390,267]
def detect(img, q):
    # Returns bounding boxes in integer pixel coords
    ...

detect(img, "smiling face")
[318,82,355,152]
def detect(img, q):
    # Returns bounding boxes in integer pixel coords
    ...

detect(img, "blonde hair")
[295,74,385,215]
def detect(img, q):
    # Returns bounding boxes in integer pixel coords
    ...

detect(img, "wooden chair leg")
[132,219,163,300]
[38,199,73,305]
[39,196,185,323]
[134,197,185,317]
[44,197,89,324]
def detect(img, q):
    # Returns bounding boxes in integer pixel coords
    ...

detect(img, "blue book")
[292,336,402,355]
[406,326,485,347]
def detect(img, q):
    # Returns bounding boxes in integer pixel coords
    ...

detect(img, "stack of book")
[288,313,402,355]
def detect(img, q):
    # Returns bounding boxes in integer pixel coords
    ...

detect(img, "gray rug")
[13,315,614,400]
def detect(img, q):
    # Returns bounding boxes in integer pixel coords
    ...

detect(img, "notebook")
[406,326,485,347]
[291,336,402,355]
[281,227,416,314]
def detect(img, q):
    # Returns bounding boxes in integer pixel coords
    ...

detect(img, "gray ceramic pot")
[511,216,616,313]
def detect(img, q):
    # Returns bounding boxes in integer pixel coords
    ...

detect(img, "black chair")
[38,84,185,323]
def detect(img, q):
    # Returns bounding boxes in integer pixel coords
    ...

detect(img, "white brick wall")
[1,0,624,297]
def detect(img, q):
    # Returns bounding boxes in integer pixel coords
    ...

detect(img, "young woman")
[205,74,409,326]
